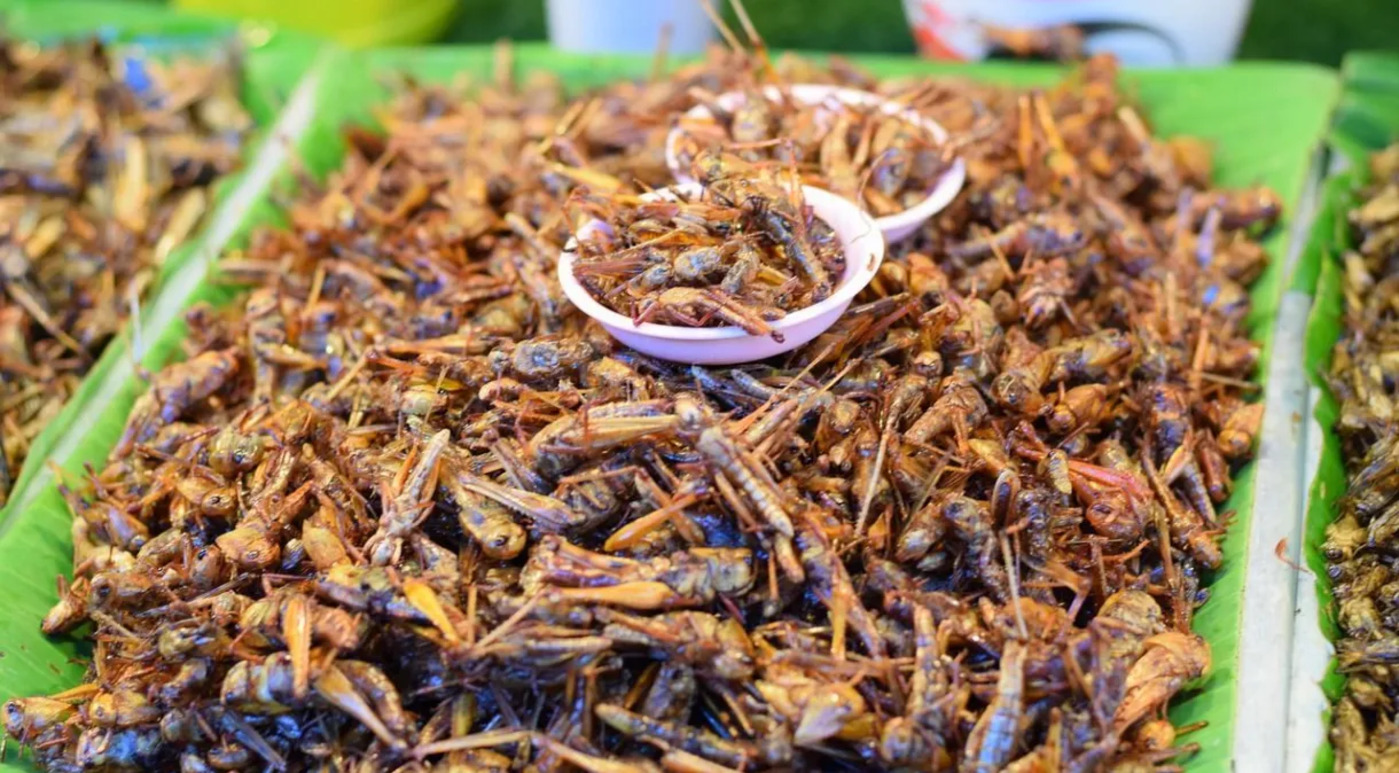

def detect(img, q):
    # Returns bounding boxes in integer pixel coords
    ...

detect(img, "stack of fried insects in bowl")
[1325,143,1399,771]
[0,36,250,506]
[4,25,1281,773]
[569,153,848,337]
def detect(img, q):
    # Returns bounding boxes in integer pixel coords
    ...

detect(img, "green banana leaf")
[0,41,1338,773]
[1341,51,1399,94]
[1296,51,1399,773]
[4,0,322,47]
[0,6,320,540]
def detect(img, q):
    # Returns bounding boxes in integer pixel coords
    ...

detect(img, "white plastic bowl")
[664,84,966,244]
[899,0,1251,66]
[559,183,885,365]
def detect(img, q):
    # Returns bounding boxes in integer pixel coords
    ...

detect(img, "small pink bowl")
[559,183,885,365]
[665,84,966,244]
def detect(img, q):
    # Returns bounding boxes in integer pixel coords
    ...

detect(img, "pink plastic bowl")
[664,84,966,244]
[559,183,885,365]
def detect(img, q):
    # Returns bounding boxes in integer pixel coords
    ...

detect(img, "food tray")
[0,40,1337,773]
[0,0,320,522]
[1291,51,1399,773]
[0,7,323,769]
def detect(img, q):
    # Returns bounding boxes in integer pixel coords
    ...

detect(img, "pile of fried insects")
[570,151,846,337]
[0,37,249,505]
[667,89,950,218]
[4,22,1280,773]
[1325,143,1399,772]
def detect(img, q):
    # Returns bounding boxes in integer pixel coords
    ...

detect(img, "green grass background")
[66,0,1399,65]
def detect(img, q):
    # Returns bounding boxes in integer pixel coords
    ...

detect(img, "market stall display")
[1297,51,1399,773]
[0,2,1349,772]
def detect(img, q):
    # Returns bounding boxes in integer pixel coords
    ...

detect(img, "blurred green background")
[449,0,1398,66]
[68,0,1399,65]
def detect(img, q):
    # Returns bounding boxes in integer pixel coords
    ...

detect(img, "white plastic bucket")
[902,0,1255,66]
[546,0,717,56]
